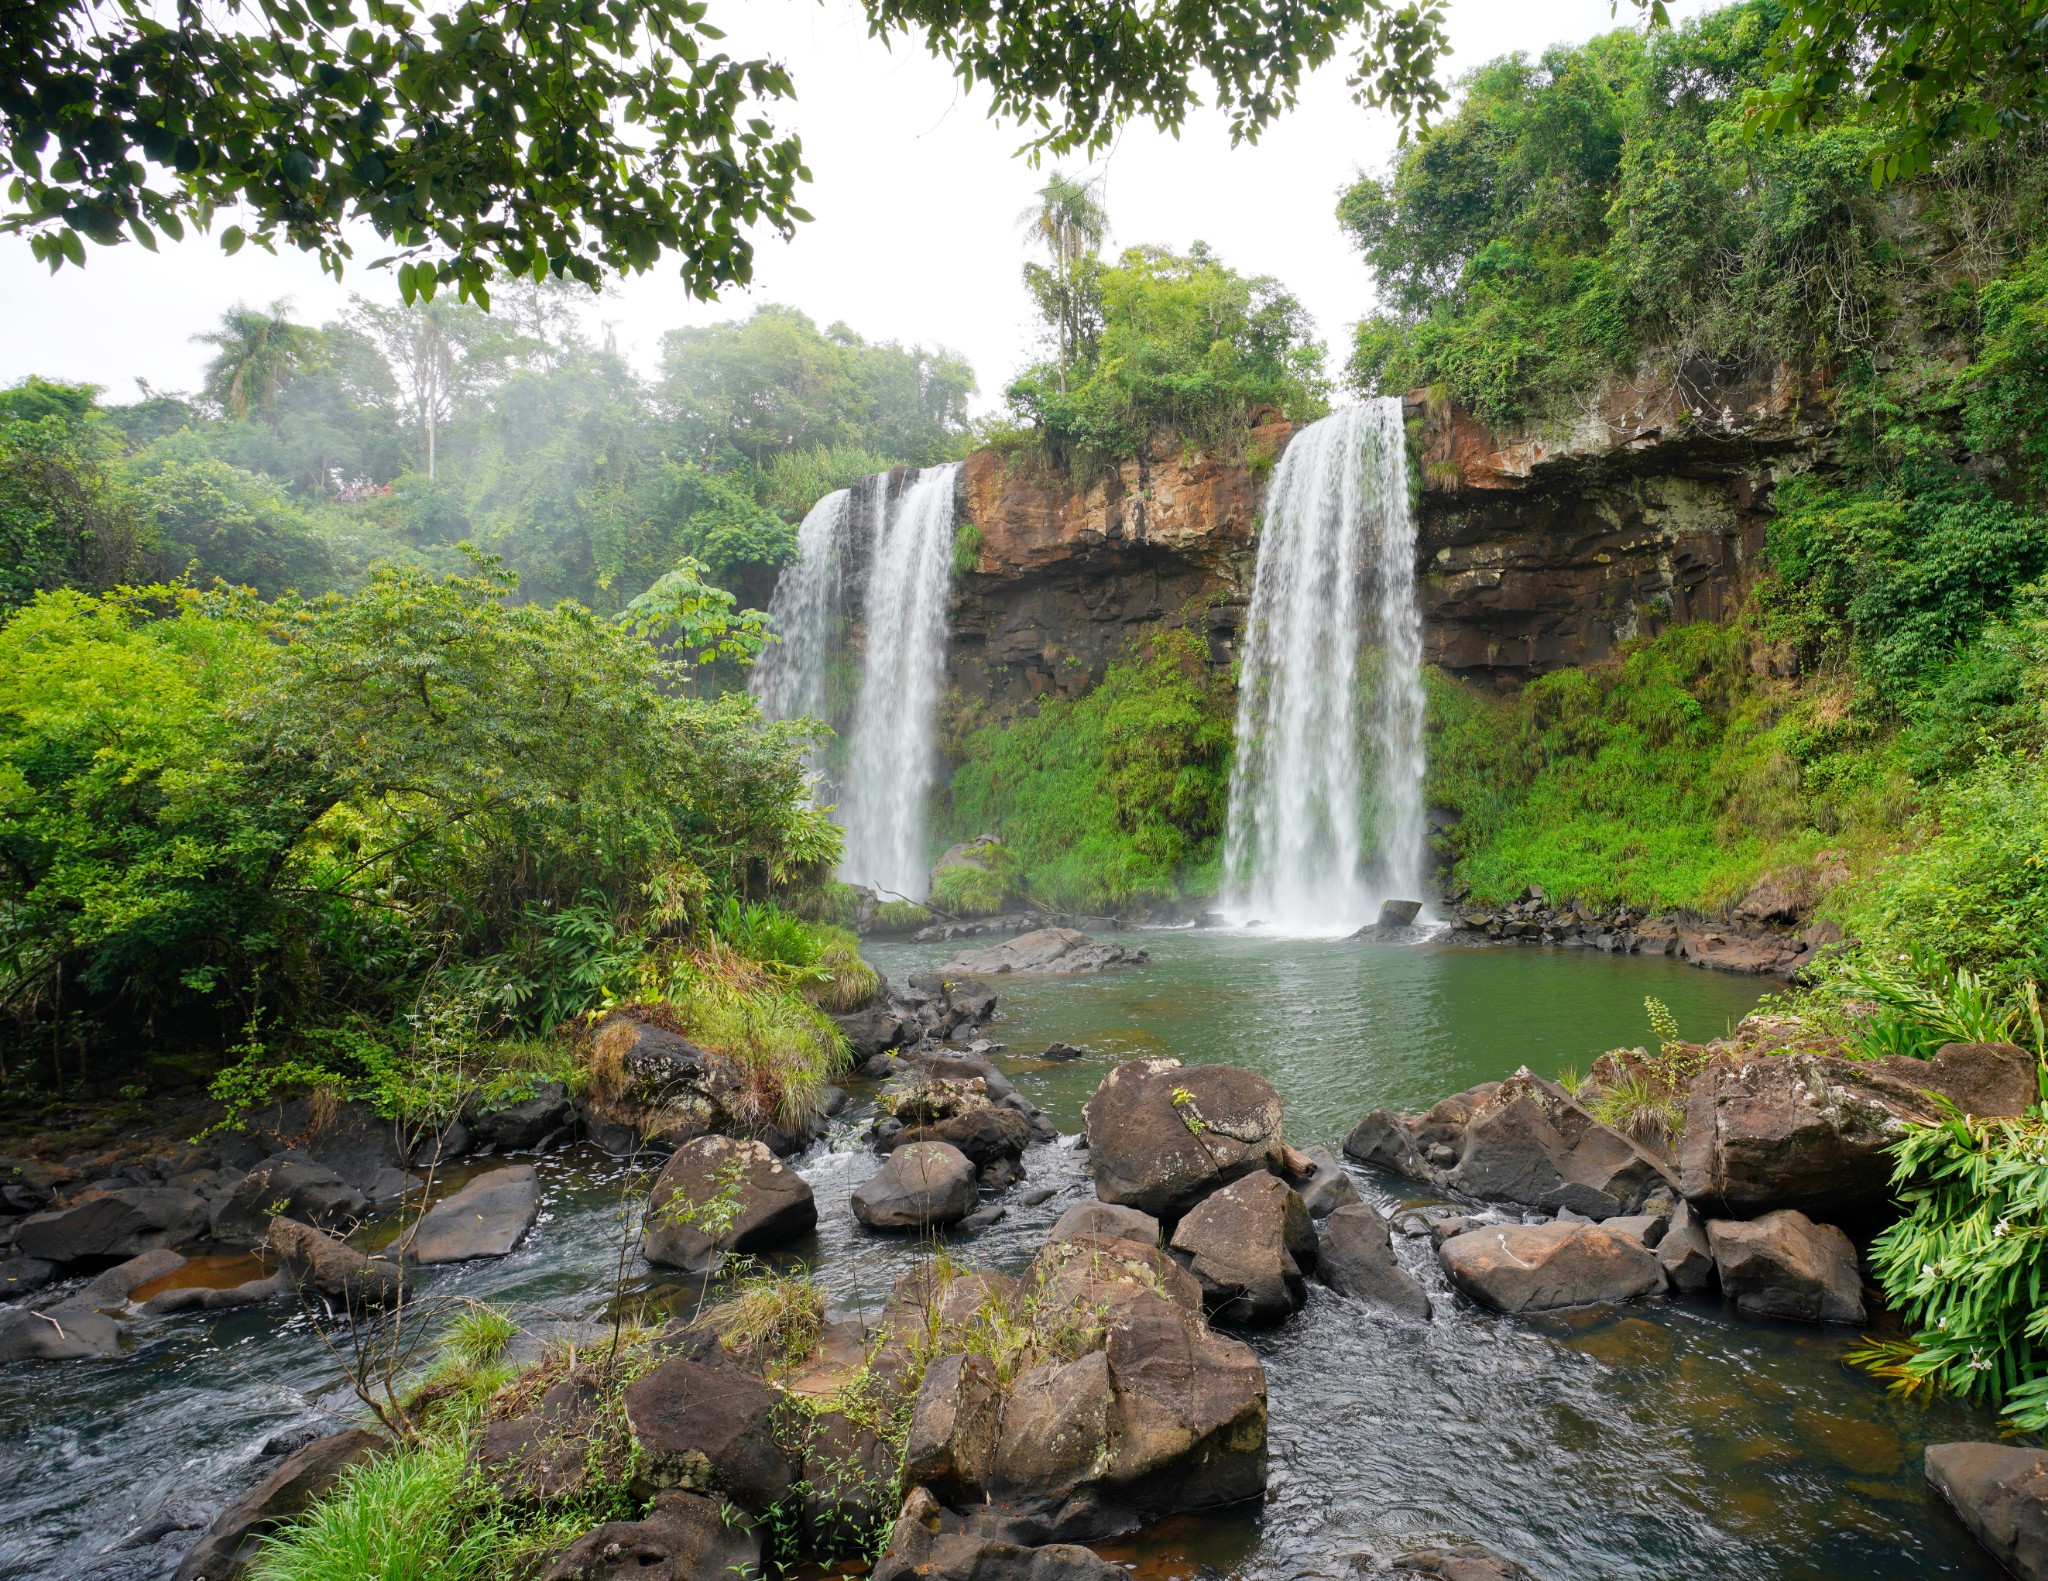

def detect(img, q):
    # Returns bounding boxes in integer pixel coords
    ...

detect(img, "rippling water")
[0,932,2015,1580]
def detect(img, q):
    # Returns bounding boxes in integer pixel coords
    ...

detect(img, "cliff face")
[945,366,1828,706]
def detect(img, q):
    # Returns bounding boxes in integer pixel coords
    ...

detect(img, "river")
[0,931,2009,1580]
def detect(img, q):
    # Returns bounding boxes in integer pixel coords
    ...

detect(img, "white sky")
[1,0,1685,411]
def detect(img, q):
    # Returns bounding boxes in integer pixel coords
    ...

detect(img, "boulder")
[1167,1173,1316,1325]
[873,1488,1127,1581]
[1361,1545,1538,1581]
[945,928,1148,977]
[1317,1204,1432,1319]
[14,1188,209,1263]
[1345,1073,1675,1219]
[1,1255,54,1300]
[888,1106,1035,1171]
[1081,1058,1285,1221]
[1438,1222,1662,1314]
[905,1352,1004,1502]
[469,1082,573,1152]
[582,1014,747,1153]
[992,1350,1116,1498]
[800,1409,898,1552]
[834,1003,906,1064]
[853,1142,980,1231]
[1706,1210,1864,1324]
[1047,1202,1160,1249]
[624,1356,797,1512]
[1286,1144,1361,1218]
[171,1427,382,1581]
[1678,927,1803,975]
[266,1217,401,1307]
[1654,1199,1714,1293]
[405,1166,541,1264]
[0,1247,184,1363]
[1925,1442,2048,1581]
[643,1137,817,1272]
[474,1375,619,1506]
[538,1490,761,1581]
[209,1156,367,1245]
[1680,1043,2037,1220]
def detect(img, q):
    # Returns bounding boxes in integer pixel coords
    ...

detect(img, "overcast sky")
[2,0,1682,411]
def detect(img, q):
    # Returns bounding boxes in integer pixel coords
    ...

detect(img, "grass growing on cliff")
[942,630,1233,910]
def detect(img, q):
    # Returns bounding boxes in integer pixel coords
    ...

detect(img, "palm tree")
[196,300,303,427]
[1018,172,1108,390]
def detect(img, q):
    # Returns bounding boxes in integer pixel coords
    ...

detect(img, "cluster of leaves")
[943,631,1233,909]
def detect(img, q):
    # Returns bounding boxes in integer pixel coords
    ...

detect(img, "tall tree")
[1019,172,1109,391]
[196,301,303,429]
[351,299,500,479]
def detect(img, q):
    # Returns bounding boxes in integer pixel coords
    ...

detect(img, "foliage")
[1830,953,2032,1056]
[0,396,158,608]
[1010,243,1328,460]
[871,900,935,933]
[944,631,1233,910]
[130,435,336,598]
[1588,1072,1684,1148]
[1019,172,1111,387]
[929,840,1025,918]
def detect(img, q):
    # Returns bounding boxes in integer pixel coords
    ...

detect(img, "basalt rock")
[852,1142,981,1231]
[872,1488,1128,1581]
[1655,1199,1715,1293]
[474,1375,620,1507]
[1317,1204,1433,1320]
[1167,1172,1316,1326]
[0,1247,184,1363]
[1438,1221,1663,1314]
[405,1165,541,1264]
[887,1105,1036,1171]
[581,1014,748,1154]
[1082,1058,1285,1222]
[1286,1144,1362,1218]
[266,1216,401,1308]
[538,1490,762,1581]
[469,1082,574,1152]
[14,1187,209,1263]
[1679,1042,2036,1220]
[209,1156,368,1246]
[945,927,1148,977]
[1925,1442,2048,1581]
[643,1137,817,1272]
[624,1356,797,1513]
[1047,1202,1161,1249]
[171,1427,382,1581]
[1706,1210,1864,1324]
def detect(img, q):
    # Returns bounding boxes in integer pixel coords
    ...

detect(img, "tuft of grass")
[705,1266,826,1377]
[446,1303,517,1369]
[249,1436,514,1581]
[803,928,880,1014]
[871,900,934,933]
[1589,1073,1685,1150]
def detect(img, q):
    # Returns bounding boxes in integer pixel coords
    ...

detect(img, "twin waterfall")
[1222,399,1426,934]
[751,401,1423,933]
[752,465,961,901]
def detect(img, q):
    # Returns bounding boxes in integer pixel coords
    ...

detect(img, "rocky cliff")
[945,364,1830,707]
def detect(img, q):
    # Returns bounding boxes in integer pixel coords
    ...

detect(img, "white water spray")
[751,488,852,771]
[1222,399,1426,933]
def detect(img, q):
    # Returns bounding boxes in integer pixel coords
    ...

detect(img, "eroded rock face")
[945,928,1148,977]
[872,1488,1127,1581]
[1082,1058,1285,1221]
[1167,1173,1315,1325]
[15,1188,209,1263]
[1655,1199,1715,1294]
[582,1015,748,1154]
[475,1375,618,1507]
[1047,1202,1160,1249]
[1317,1204,1432,1320]
[643,1138,816,1272]
[407,1165,540,1264]
[538,1489,762,1581]
[853,1142,980,1231]
[1438,1221,1662,1314]
[210,1156,368,1246]
[1287,1144,1362,1219]
[1679,1043,2036,1220]
[1706,1210,1864,1324]
[469,1083,574,1152]
[624,1357,797,1512]
[1925,1442,2048,1581]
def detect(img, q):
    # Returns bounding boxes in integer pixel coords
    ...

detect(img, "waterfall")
[752,464,962,901]
[1222,399,1426,934]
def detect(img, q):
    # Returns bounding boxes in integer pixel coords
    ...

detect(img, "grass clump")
[870,900,934,933]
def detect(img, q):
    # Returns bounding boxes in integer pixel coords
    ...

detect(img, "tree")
[351,299,502,479]
[0,391,157,607]
[1019,172,1109,391]
[2,0,1451,304]
[196,301,304,428]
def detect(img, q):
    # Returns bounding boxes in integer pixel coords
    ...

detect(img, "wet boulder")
[538,1490,761,1581]
[1447,1073,1677,1217]
[210,1156,368,1246]
[406,1165,541,1264]
[0,1248,184,1363]
[1047,1202,1160,1249]
[1317,1204,1432,1319]
[1925,1442,2048,1581]
[1286,1144,1362,1218]
[624,1356,797,1513]
[1706,1210,1864,1324]
[1359,1545,1539,1581]
[643,1136,817,1272]
[945,928,1148,977]
[1680,1043,2036,1220]
[14,1187,208,1263]
[834,1002,906,1064]
[1655,1200,1715,1293]
[889,1106,1036,1173]
[1167,1172,1316,1325]
[266,1217,401,1308]
[581,1014,747,1154]
[1082,1058,1285,1221]
[905,1352,1004,1502]
[853,1142,980,1231]
[171,1427,382,1581]
[469,1082,573,1152]
[0,1255,54,1301]
[873,1487,1127,1581]
[1438,1221,1663,1314]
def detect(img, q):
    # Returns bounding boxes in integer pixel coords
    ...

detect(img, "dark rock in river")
[1167,1172,1315,1325]
[1317,1204,1432,1319]
[0,1247,183,1363]
[474,1374,619,1506]
[643,1136,817,1272]
[1286,1143,1362,1218]
[1706,1210,1864,1324]
[945,927,1148,976]
[539,1489,761,1581]
[624,1356,797,1513]
[210,1156,367,1246]
[1654,1199,1714,1293]
[405,1165,540,1264]
[0,1255,54,1300]
[1047,1201,1161,1249]
[468,1082,573,1152]
[15,1187,209,1262]
[1679,1042,2036,1221]
[171,1427,382,1581]
[581,1014,747,1154]
[266,1216,400,1308]
[1360,1544,1540,1581]
[1082,1057,1285,1221]
[887,1105,1035,1171]
[853,1141,980,1231]
[1924,1442,2048,1581]
[1439,1221,1662,1314]
[873,1487,1127,1581]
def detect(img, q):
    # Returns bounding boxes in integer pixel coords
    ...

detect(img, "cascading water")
[752,464,962,901]
[1222,399,1426,933]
